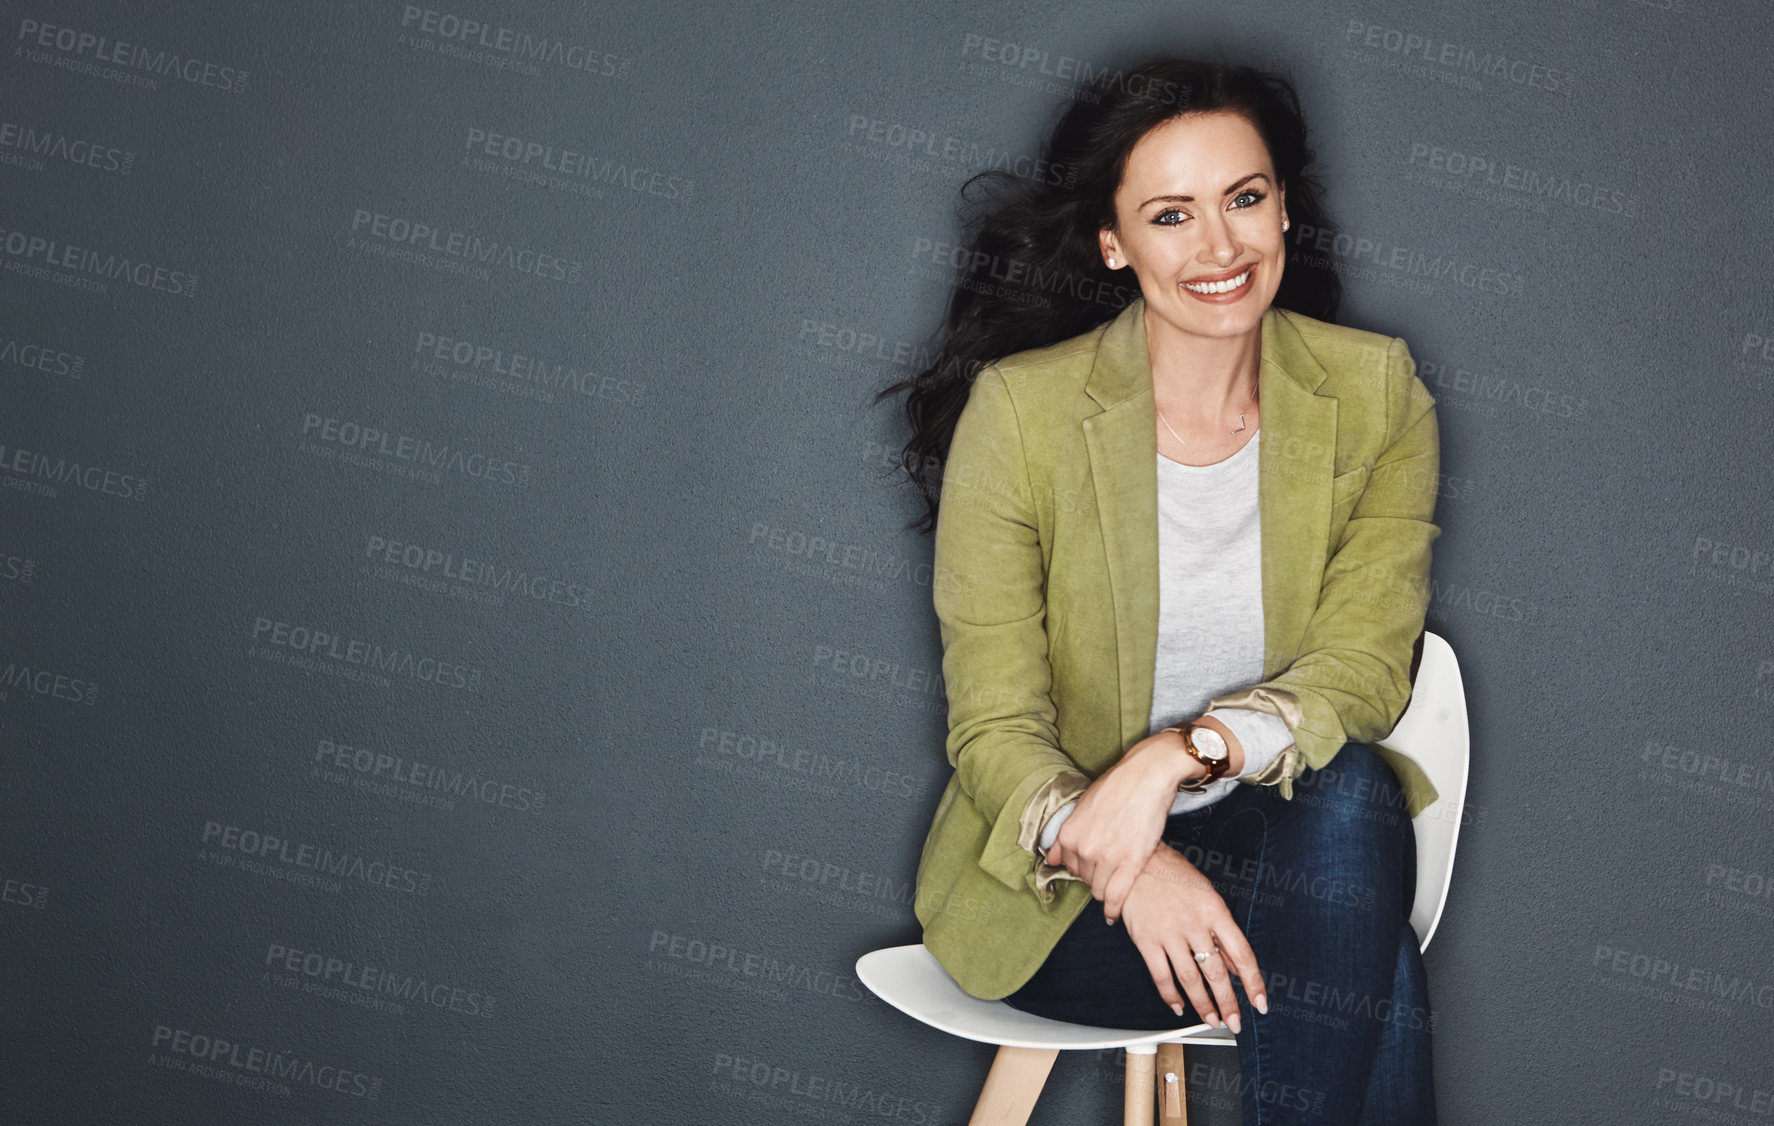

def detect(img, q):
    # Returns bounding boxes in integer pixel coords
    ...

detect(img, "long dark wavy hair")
[877,56,1342,535]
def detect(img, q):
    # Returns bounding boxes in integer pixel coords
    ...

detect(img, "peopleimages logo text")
[0,225,198,296]
[350,209,582,284]
[398,6,629,77]
[202,822,434,896]
[250,617,484,692]
[150,1025,381,1098]
[15,19,249,92]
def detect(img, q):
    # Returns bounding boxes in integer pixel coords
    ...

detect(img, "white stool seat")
[858,942,1234,1052]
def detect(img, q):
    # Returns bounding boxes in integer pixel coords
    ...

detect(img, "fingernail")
[1171,1003,1184,1017]
[1226,1013,1242,1034]
[1254,994,1268,1015]
[1209,1012,1222,1028]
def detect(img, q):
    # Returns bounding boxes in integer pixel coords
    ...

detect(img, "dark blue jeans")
[1003,743,1437,1125]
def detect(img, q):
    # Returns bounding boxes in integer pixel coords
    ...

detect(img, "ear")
[1099,226,1121,267]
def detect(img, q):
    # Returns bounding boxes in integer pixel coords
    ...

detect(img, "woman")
[878,58,1444,1122]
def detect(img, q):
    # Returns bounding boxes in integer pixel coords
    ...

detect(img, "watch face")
[1192,727,1229,761]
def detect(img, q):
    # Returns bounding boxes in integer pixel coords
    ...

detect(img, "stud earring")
[1281,220,1290,231]
[1107,257,1116,268]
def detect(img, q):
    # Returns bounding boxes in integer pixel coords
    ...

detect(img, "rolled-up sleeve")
[1207,707,1294,781]
[933,364,1091,899]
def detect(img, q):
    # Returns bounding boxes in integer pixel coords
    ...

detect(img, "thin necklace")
[1156,385,1258,446]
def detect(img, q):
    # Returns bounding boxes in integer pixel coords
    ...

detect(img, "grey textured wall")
[3,1,1771,1123]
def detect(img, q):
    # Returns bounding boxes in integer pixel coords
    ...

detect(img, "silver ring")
[1192,948,1215,964]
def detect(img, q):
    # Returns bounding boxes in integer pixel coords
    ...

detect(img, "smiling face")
[1099,110,1288,345]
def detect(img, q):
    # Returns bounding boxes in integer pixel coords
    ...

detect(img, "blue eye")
[1151,191,1266,227]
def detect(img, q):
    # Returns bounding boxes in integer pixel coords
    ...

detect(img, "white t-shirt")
[1039,429,1293,849]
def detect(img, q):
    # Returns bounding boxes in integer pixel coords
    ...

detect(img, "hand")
[1042,729,1198,925]
[1119,844,1268,1032]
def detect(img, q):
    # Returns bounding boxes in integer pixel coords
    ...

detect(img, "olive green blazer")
[911,297,1443,1001]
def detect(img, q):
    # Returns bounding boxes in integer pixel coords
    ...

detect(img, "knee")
[1306,742,1401,800]
[1295,743,1413,840]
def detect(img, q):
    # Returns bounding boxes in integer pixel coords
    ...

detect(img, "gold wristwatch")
[1164,721,1231,794]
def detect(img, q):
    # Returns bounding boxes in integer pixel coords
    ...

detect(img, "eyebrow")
[1138,172,1270,209]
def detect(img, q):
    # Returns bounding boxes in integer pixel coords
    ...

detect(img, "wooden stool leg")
[1123,1045,1156,1126]
[968,1045,1059,1126]
[1156,1043,1188,1124]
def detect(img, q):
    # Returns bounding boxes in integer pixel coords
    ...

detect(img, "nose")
[1198,212,1241,267]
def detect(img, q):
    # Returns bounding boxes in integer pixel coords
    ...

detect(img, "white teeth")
[1183,268,1252,294]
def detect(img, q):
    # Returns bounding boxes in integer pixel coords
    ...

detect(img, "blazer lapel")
[1081,298,1339,750]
